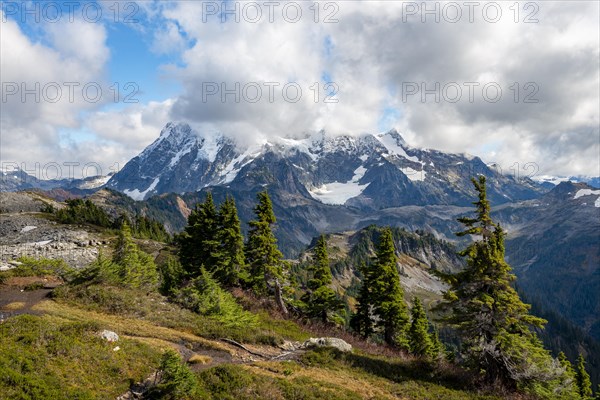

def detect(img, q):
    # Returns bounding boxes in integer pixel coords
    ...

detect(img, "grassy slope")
[0,278,508,400]
[0,209,504,399]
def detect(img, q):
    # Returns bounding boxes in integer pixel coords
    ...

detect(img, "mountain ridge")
[106,122,545,208]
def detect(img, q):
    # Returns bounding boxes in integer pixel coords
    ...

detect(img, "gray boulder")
[100,330,119,342]
[302,337,352,352]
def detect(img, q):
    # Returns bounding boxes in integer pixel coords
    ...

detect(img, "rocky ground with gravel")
[0,192,110,270]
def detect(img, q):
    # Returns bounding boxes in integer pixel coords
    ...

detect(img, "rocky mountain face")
[304,226,465,299]
[106,123,239,200]
[532,175,600,189]
[495,182,600,340]
[107,122,544,206]
[102,121,550,255]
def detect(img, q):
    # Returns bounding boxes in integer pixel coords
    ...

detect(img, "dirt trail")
[0,276,61,321]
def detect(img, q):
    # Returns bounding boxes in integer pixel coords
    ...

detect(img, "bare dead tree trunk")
[274,278,288,316]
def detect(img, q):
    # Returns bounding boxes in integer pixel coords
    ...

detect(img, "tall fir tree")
[302,235,343,323]
[350,261,375,338]
[213,196,247,287]
[352,227,409,348]
[245,191,288,314]
[178,192,219,278]
[408,297,434,357]
[575,354,593,399]
[436,176,570,393]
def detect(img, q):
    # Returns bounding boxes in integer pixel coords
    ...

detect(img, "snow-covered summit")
[107,122,544,205]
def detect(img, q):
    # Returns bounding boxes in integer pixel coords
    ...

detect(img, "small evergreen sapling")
[408,297,434,357]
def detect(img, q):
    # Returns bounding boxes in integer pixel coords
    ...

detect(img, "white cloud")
[151,20,186,55]
[162,1,598,176]
[0,11,113,177]
[85,99,174,153]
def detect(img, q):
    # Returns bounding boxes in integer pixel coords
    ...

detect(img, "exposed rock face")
[0,192,107,269]
[302,337,352,352]
[106,122,239,200]
[496,181,600,340]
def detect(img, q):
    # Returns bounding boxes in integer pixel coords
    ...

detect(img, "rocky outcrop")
[302,337,352,352]
[0,192,109,269]
[100,330,119,342]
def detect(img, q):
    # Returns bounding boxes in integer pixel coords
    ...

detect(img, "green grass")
[194,353,504,400]
[1,287,511,400]
[0,314,160,400]
[52,283,309,345]
[295,347,502,400]
[0,264,516,399]
[197,364,365,400]
[0,256,74,280]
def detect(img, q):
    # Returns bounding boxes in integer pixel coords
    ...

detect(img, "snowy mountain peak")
[158,122,196,144]
[377,128,407,146]
[108,122,545,204]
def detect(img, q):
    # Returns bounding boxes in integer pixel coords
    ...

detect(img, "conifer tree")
[152,350,198,399]
[556,351,577,394]
[575,354,593,399]
[245,191,288,314]
[112,221,158,288]
[408,297,434,357]
[178,192,219,277]
[158,256,185,295]
[302,235,343,322]
[350,262,375,338]
[177,207,200,275]
[436,176,566,390]
[352,227,409,348]
[174,267,257,328]
[374,228,410,347]
[430,325,445,360]
[558,352,575,379]
[213,196,247,287]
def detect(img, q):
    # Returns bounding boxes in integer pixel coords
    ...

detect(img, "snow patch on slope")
[533,175,571,186]
[309,165,368,205]
[169,141,194,167]
[220,143,265,184]
[275,137,319,161]
[402,167,426,182]
[198,136,221,163]
[124,177,160,201]
[573,189,600,207]
[77,175,111,189]
[375,132,420,163]
[573,189,600,199]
